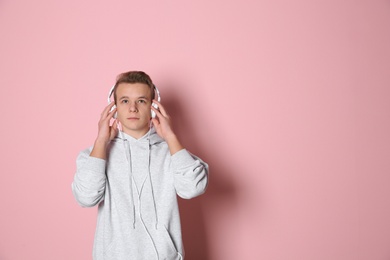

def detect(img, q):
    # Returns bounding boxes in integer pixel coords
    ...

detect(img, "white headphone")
[107,84,161,118]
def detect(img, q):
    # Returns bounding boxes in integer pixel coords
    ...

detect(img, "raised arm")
[71,102,118,207]
[151,100,208,198]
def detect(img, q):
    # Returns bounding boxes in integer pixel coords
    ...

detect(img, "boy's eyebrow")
[119,96,149,100]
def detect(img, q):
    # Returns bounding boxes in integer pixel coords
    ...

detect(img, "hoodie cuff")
[170,149,197,170]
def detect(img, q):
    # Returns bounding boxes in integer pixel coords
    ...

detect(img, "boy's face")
[115,82,153,139]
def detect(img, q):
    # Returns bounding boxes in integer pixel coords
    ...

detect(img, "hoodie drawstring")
[123,138,136,228]
[148,142,159,229]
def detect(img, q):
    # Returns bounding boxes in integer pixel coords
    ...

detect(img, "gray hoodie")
[72,128,208,260]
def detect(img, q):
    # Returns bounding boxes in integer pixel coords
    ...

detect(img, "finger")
[151,117,159,127]
[106,106,117,120]
[101,108,117,126]
[150,119,159,135]
[111,119,118,129]
[110,120,118,138]
[101,101,116,118]
[110,128,118,140]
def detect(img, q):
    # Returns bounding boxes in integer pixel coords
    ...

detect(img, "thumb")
[151,118,159,128]
[110,120,118,140]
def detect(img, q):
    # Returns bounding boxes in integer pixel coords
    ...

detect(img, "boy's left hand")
[151,100,176,140]
[151,100,184,155]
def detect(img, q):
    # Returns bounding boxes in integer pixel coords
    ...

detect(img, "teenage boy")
[72,71,208,260]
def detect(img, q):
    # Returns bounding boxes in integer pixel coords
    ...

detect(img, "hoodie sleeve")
[71,148,107,207]
[170,149,209,199]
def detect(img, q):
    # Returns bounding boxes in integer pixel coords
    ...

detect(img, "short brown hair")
[113,71,155,102]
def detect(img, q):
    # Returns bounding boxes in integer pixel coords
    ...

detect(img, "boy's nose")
[129,102,138,112]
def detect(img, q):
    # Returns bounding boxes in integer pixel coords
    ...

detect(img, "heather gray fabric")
[72,128,208,260]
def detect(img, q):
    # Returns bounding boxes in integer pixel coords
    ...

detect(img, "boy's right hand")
[90,102,118,160]
[96,101,118,144]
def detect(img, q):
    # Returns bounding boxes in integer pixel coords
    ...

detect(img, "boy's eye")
[138,100,146,104]
[121,100,129,104]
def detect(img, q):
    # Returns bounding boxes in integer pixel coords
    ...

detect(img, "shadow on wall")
[163,87,239,260]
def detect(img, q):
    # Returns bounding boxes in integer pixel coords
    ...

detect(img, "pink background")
[1,1,390,259]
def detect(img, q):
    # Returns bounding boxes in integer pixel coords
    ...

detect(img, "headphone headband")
[108,85,115,103]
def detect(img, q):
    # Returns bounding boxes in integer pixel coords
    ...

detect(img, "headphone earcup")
[151,103,159,118]
[110,105,117,118]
